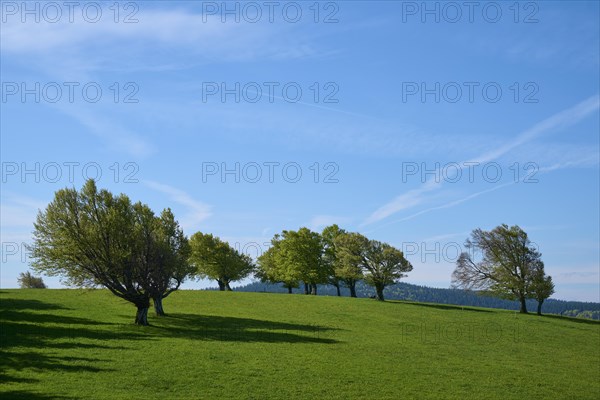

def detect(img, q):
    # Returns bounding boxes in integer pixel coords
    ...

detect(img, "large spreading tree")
[189,232,254,291]
[451,224,550,314]
[28,180,191,325]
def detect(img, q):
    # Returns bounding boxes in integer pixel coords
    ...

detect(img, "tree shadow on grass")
[0,297,71,311]
[0,390,77,400]
[1,309,115,326]
[390,300,494,313]
[0,298,150,387]
[0,351,109,380]
[149,313,340,344]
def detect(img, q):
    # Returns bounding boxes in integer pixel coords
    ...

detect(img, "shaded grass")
[1,289,599,399]
[151,313,338,343]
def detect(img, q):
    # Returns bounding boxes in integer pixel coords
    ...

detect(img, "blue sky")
[1,1,598,301]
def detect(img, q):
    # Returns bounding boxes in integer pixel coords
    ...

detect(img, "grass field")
[1,289,599,399]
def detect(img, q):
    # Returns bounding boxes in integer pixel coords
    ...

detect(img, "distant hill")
[226,281,600,320]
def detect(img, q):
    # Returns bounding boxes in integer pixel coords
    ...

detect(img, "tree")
[333,232,364,297]
[256,228,326,295]
[275,228,326,295]
[530,263,554,316]
[451,224,543,314]
[28,180,154,325]
[17,271,46,288]
[135,206,192,316]
[321,224,346,296]
[362,240,412,301]
[189,232,254,291]
[336,232,412,301]
[256,245,299,293]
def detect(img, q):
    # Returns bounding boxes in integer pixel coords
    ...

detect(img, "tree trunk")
[537,300,543,316]
[304,282,309,295]
[375,283,385,301]
[135,304,150,326]
[519,296,528,313]
[287,286,293,294]
[349,282,357,298]
[153,297,165,316]
[336,285,341,297]
[311,284,317,295]
[225,281,233,291]
[217,279,225,291]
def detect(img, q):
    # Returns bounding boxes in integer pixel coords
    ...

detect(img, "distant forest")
[221,281,600,320]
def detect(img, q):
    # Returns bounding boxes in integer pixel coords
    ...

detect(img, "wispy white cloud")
[1,10,228,52]
[509,142,599,168]
[505,15,600,68]
[2,8,325,73]
[467,95,600,165]
[362,180,439,226]
[421,231,471,243]
[143,180,212,230]
[363,95,600,226]
[391,182,516,225]
[538,156,600,173]
[0,194,46,228]
[306,215,352,231]
[53,104,156,158]
[371,153,600,230]
[179,100,482,159]
[551,268,600,285]
[2,6,337,158]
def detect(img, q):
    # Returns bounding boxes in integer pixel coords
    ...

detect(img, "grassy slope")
[1,289,599,400]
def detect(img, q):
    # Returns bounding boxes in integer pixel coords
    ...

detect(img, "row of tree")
[255,226,413,301]
[252,223,556,315]
[28,180,555,325]
[28,180,414,324]
[177,225,415,302]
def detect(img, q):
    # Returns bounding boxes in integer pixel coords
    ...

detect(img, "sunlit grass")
[1,289,598,399]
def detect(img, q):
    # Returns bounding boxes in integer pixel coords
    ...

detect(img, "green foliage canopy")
[189,232,254,290]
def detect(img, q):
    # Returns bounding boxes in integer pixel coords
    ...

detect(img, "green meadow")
[1,289,598,399]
